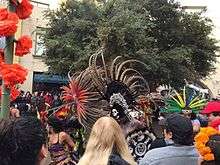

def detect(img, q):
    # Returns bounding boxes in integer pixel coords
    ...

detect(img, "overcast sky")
[37,0,59,9]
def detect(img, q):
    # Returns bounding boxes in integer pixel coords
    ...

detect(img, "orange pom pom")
[0,85,20,101]
[16,0,33,19]
[203,153,215,161]
[0,63,27,88]
[0,8,8,20]
[195,133,209,144]
[15,35,32,56]
[195,127,220,161]
[0,8,19,36]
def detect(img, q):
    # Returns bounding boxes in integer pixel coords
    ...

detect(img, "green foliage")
[44,0,218,89]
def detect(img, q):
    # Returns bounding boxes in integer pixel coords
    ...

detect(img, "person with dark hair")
[195,127,220,165]
[25,91,32,104]
[48,116,77,165]
[201,101,220,131]
[0,117,47,165]
[149,118,174,150]
[140,114,199,165]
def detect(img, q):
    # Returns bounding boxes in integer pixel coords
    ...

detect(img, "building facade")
[18,1,49,92]
[1,0,67,92]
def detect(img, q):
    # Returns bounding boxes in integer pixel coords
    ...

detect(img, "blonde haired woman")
[78,117,136,165]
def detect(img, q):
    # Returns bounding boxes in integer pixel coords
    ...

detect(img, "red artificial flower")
[0,85,20,101]
[16,0,33,19]
[0,63,27,88]
[0,8,19,36]
[15,35,32,56]
[0,8,8,20]
[0,48,4,63]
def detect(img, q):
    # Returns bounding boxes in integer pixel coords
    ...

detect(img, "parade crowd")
[1,0,220,165]
[0,55,220,165]
[0,88,219,165]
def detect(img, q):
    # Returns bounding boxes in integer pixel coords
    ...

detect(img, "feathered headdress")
[51,49,150,130]
[49,68,107,131]
[161,87,207,114]
[88,50,150,121]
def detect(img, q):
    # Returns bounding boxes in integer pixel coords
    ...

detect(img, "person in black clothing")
[149,117,174,150]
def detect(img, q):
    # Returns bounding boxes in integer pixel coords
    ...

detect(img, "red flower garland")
[15,35,32,56]
[0,85,20,101]
[0,8,19,36]
[0,63,27,88]
[15,0,33,19]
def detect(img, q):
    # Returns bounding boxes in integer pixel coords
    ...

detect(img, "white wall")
[37,0,59,9]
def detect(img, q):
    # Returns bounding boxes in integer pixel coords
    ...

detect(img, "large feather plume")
[60,69,107,131]
[161,87,207,114]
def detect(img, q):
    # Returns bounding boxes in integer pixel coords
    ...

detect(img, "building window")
[34,28,46,57]
[35,33,45,56]
[0,0,8,6]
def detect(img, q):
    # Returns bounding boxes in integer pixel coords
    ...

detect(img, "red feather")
[61,79,89,122]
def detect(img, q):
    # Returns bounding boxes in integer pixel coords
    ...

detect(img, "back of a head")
[0,117,46,165]
[48,116,64,133]
[78,117,136,165]
[88,117,125,151]
[165,113,193,145]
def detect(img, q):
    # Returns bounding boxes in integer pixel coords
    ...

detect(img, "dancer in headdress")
[52,50,155,162]
[161,86,207,133]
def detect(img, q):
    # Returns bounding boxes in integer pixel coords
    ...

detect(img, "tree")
[44,0,218,89]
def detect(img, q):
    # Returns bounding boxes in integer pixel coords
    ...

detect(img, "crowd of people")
[0,54,220,165]
[10,91,62,118]
[0,105,220,165]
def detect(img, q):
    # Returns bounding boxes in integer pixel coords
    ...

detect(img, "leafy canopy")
[44,0,218,89]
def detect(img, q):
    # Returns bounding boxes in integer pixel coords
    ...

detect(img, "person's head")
[201,101,220,123]
[164,113,193,146]
[207,112,220,123]
[78,117,136,165]
[0,117,47,165]
[33,91,38,96]
[20,90,25,96]
[25,91,31,96]
[48,116,64,134]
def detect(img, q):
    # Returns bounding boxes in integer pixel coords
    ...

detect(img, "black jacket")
[108,154,130,165]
